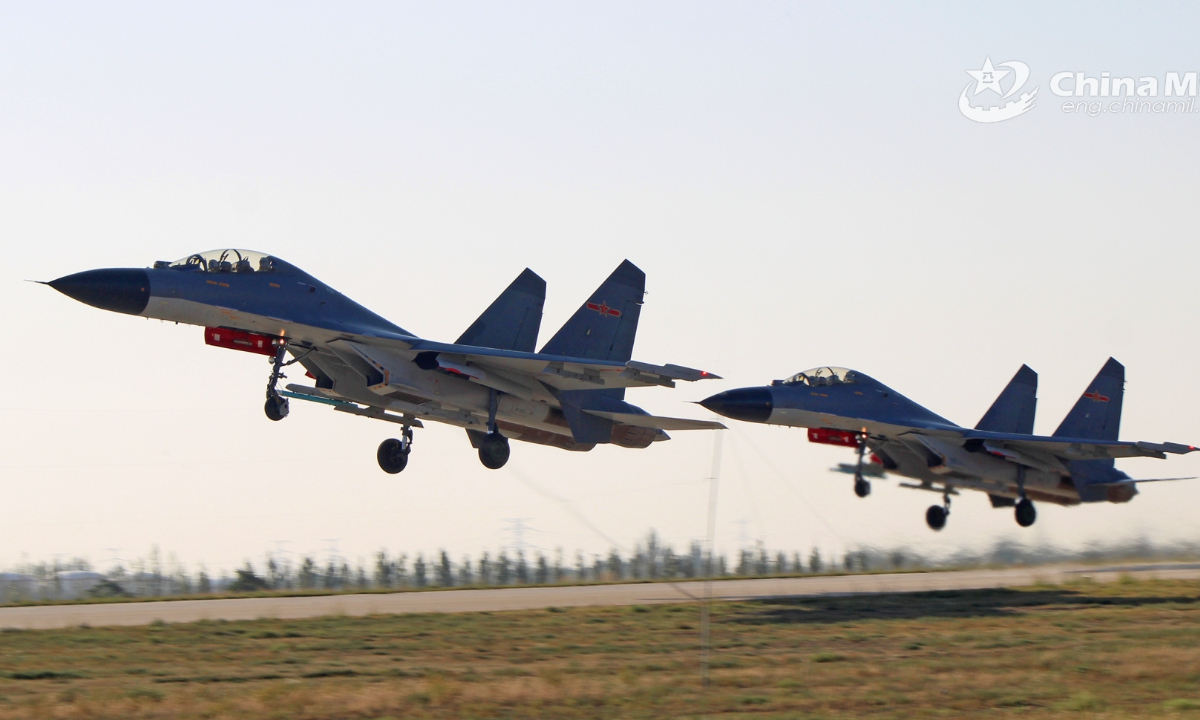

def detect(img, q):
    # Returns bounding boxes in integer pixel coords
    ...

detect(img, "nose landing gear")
[264,343,290,422]
[852,431,870,498]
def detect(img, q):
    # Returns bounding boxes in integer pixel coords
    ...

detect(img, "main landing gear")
[478,389,510,470]
[852,431,870,498]
[925,491,951,531]
[1014,466,1037,527]
[377,426,414,474]
[1015,498,1037,527]
[264,343,290,422]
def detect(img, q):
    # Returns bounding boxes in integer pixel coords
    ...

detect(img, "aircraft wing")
[403,339,721,392]
[959,430,1198,461]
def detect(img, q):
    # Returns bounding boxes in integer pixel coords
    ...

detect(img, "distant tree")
[322,562,338,589]
[792,552,803,574]
[197,568,212,594]
[663,547,679,578]
[298,557,319,589]
[229,564,269,593]
[355,564,368,589]
[395,553,409,587]
[459,556,473,586]
[414,554,427,588]
[515,551,529,584]
[606,549,623,581]
[479,552,493,585]
[776,551,789,574]
[756,544,769,575]
[687,541,703,578]
[497,552,511,585]
[535,553,548,584]
[808,548,822,574]
[438,551,453,587]
[575,551,586,581]
[374,551,393,589]
[592,555,603,581]
[630,544,645,579]
[553,548,564,583]
[737,549,751,576]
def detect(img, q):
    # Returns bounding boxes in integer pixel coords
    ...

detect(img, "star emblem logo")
[967,57,1009,95]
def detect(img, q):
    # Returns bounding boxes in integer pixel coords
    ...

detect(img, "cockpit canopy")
[155,249,279,274]
[778,366,860,387]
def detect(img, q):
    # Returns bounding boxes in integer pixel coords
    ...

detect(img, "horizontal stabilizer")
[1088,476,1196,486]
[582,410,725,431]
[832,462,886,478]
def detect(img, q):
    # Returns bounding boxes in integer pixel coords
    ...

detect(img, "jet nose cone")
[48,269,150,316]
[699,387,774,423]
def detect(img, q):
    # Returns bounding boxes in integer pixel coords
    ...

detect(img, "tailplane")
[1052,357,1125,441]
[539,260,644,362]
[456,268,546,353]
[976,364,1038,434]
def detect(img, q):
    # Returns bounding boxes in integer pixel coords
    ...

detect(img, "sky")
[2,2,1199,574]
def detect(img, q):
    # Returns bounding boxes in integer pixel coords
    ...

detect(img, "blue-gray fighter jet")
[701,361,1196,530]
[46,249,723,472]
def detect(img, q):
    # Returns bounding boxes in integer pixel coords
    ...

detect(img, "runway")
[2,562,1197,630]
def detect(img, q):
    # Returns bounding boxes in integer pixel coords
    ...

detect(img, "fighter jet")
[700,360,1196,530]
[46,249,723,471]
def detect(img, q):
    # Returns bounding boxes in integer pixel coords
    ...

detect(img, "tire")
[1015,498,1037,527]
[377,438,409,474]
[264,395,289,422]
[478,432,511,470]
[925,505,947,531]
[854,479,871,498]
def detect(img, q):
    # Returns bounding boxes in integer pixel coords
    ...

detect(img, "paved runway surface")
[2,563,1197,630]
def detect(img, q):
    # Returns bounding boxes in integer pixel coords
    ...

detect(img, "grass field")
[0,577,1199,718]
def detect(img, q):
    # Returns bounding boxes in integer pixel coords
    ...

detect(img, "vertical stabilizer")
[455,269,546,353]
[539,260,645,362]
[975,365,1038,434]
[1052,358,1125,441]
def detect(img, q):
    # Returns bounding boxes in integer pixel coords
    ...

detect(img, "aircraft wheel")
[264,395,289,422]
[377,438,410,474]
[478,432,510,470]
[925,505,947,531]
[854,479,871,498]
[1015,498,1037,527]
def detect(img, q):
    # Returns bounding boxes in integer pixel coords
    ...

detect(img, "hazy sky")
[3,2,1199,573]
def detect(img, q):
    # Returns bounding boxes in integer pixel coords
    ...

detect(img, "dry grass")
[1,577,1200,718]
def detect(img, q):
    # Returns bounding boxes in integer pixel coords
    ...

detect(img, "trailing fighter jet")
[46,249,723,471]
[700,360,1196,530]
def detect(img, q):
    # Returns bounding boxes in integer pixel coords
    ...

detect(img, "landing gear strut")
[264,343,290,422]
[377,426,414,474]
[852,431,870,498]
[478,389,510,470]
[1014,466,1036,527]
[926,491,951,531]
